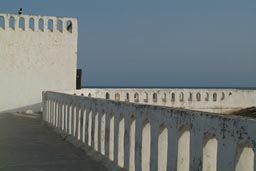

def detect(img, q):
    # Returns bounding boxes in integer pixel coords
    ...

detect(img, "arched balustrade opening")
[118,114,125,167]
[196,93,201,101]
[235,141,254,171]
[88,110,93,146]
[0,16,5,29]
[142,120,151,171]
[38,18,44,31]
[48,19,53,32]
[9,16,15,29]
[126,93,130,102]
[106,93,110,100]
[134,93,139,103]
[100,111,106,155]
[177,126,190,171]
[205,93,209,101]
[57,20,63,32]
[153,93,158,103]
[158,124,168,171]
[213,93,217,102]
[171,93,175,102]
[29,18,34,30]
[109,113,115,161]
[19,17,25,30]
[202,133,218,171]
[188,93,193,101]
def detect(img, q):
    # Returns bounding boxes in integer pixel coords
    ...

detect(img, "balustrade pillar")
[61,102,66,130]
[84,109,90,144]
[24,17,29,31]
[52,100,55,125]
[14,16,18,30]
[44,17,48,32]
[113,113,120,165]
[150,123,159,171]
[98,111,103,153]
[67,103,71,133]
[167,127,178,171]
[80,107,86,142]
[54,100,58,127]
[123,115,131,170]
[70,105,75,136]
[189,128,203,171]
[135,117,143,171]
[66,104,71,134]
[75,105,80,139]
[4,16,8,29]
[34,17,39,31]
[58,101,63,129]
[46,100,50,122]
[217,139,236,171]
[104,111,111,158]
[91,109,96,148]
[49,100,52,123]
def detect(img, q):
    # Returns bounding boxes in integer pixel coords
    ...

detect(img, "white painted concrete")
[42,91,256,171]
[177,127,190,171]
[203,135,217,171]
[235,142,254,171]
[0,13,78,112]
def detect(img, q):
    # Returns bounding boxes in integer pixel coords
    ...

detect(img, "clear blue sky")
[1,1,256,87]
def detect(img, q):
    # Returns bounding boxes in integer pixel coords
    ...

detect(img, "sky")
[1,1,256,87]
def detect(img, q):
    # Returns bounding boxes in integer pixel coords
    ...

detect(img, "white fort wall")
[61,88,256,113]
[0,13,78,112]
[42,91,256,171]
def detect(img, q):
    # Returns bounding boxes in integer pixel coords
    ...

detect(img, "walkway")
[0,113,108,171]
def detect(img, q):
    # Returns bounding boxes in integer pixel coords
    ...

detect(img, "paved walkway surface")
[0,113,108,171]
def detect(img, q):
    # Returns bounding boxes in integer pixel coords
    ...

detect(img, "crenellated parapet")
[0,13,77,34]
[60,88,256,114]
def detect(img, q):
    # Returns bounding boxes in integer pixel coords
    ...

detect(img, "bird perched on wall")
[18,8,23,15]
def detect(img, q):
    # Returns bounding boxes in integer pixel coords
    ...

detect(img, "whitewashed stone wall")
[43,91,256,171]
[0,13,78,112]
[61,88,256,114]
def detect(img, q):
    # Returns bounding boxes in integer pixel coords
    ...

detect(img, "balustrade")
[43,91,256,171]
